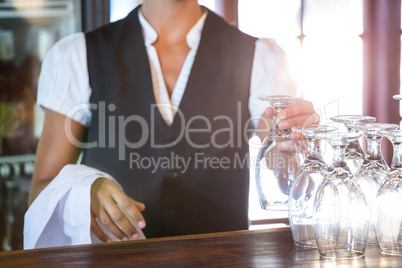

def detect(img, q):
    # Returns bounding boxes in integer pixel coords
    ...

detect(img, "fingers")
[290,132,304,140]
[279,112,320,131]
[264,107,275,118]
[276,140,307,153]
[278,100,315,120]
[262,100,317,151]
[263,100,319,132]
[98,207,131,241]
[134,200,146,212]
[91,214,112,243]
[112,192,146,230]
[91,178,146,242]
[276,140,297,152]
[101,195,142,240]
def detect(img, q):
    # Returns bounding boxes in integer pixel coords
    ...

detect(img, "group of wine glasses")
[256,94,402,259]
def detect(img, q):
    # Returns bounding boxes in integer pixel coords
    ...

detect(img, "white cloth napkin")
[24,164,145,249]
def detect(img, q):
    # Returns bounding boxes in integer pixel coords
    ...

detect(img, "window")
[239,0,363,117]
[110,0,141,22]
[111,1,216,23]
[239,0,363,224]
[198,0,216,11]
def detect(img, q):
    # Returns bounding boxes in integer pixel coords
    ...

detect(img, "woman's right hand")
[30,109,146,243]
[90,177,146,242]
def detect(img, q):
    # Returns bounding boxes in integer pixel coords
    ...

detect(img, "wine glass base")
[319,250,365,259]
[294,240,317,248]
[380,248,402,256]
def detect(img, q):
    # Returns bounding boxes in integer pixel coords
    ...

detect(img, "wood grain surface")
[0,227,401,267]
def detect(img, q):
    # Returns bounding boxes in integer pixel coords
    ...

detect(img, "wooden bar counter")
[0,227,401,267]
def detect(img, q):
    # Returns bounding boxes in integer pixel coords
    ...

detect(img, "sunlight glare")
[198,0,216,11]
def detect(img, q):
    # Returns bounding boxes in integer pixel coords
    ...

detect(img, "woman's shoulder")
[255,38,284,55]
[37,32,92,127]
[44,32,86,67]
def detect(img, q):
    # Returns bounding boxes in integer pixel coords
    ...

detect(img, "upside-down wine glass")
[376,130,402,255]
[353,123,399,245]
[313,132,369,259]
[330,115,376,175]
[255,95,304,211]
[289,125,337,248]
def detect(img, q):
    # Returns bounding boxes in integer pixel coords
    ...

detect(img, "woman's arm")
[29,109,146,242]
[29,109,84,205]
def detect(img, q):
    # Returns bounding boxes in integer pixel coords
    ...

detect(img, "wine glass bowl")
[351,123,399,245]
[354,123,399,175]
[375,130,402,256]
[330,115,376,174]
[313,132,369,259]
[255,95,304,211]
[331,115,376,132]
[289,125,337,248]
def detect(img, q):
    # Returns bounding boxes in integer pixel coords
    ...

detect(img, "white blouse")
[37,9,296,129]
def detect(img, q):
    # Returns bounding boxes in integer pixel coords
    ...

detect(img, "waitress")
[28,0,317,244]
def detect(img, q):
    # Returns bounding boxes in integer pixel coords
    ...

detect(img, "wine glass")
[330,115,376,175]
[255,95,304,211]
[313,132,369,259]
[353,123,399,245]
[375,130,402,256]
[354,123,399,177]
[289,124,337,248]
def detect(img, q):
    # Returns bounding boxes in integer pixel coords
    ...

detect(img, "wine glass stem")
[303,138,325,169]
[331,145,347,168]
[272,107,291,139]
[345,125,353,132]
[391,142,402,169]
[308,139,321,159]
[272,107,281,134]
[366,136,382,160]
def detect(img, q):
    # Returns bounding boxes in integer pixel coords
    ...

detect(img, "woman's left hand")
[264,100,320,140]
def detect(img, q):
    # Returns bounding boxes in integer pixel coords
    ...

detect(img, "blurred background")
[0,0,400,251]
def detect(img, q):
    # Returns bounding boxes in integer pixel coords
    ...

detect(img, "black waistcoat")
[83,7,257,238]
